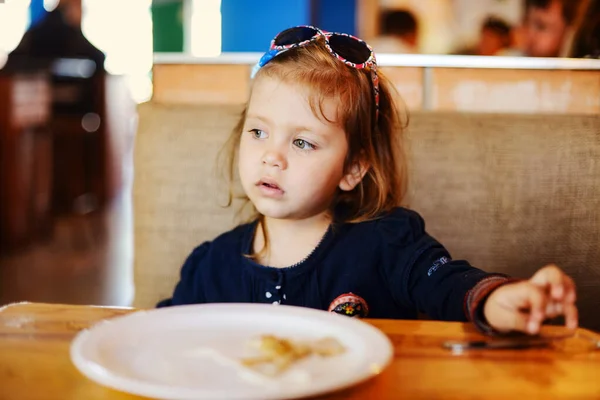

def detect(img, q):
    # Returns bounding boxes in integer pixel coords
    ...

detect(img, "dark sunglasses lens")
[274,26,319,46]
[328,34,371,64]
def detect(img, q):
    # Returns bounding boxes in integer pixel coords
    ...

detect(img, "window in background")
[190,0,221,57]
[43,0,58,11]
[0,0,31,68]
[83,0,153,103]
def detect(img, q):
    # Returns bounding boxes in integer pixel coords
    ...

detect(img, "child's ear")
[339,159,369,191]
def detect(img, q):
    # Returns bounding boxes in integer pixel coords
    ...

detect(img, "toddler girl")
[159,26,577,335]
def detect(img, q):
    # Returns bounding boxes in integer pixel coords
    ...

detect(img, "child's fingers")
[542,300,578,330]
[564,303,579,330]
[504,310,532,334]
[505,282,547,333]
[530,264,574,301]
[525,285,547,334]
[489,274,578,335]
[530,264,562,290]
[523,282,547,322]
[544,301,563,318]
[561,275,577,303]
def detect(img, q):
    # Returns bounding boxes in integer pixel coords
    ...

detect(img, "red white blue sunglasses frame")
[252,25,380,120]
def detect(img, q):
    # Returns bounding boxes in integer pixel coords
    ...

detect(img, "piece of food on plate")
[240,335,346,376]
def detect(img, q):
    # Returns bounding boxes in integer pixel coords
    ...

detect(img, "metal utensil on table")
[442,330,600,353]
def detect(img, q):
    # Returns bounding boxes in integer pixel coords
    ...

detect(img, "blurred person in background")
[7,0,104,70]
[477,16,513,56]
[522,0,583,57]
[453,16,513,56]
[6,0,107,215]
[369,9,420,54]
[569,0,600,58]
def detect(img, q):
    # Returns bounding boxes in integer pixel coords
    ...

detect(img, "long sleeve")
[156,243,210,307]
[378,208,508,322]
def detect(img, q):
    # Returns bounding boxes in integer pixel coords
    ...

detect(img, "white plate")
[70,303,393,400]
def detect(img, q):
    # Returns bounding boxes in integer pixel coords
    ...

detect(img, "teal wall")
[152,0,184,52]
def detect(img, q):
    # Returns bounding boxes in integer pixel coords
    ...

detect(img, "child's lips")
[257,179,284,197]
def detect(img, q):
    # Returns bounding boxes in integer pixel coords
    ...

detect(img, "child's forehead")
[247,75,342,127]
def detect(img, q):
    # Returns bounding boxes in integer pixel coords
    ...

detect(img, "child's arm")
[379,208,578,335]
[156,243,210,307]
[378,208,504,322]
[482,265,578,334]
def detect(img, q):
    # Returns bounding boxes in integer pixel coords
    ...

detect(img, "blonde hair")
[219,38,408,256]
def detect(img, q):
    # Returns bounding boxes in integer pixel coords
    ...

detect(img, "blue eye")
[249,129,267,139]
[293,139,315,150]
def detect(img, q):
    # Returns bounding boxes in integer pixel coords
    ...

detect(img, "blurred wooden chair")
[0,68,53,253]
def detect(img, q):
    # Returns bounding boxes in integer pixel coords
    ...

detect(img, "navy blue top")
[158,207,494,321]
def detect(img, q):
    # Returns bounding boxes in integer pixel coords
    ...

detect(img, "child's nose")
[261,147,287,170]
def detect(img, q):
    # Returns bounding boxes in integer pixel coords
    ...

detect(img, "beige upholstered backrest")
[133,104,242,307]
[405,113,600,332]
[133,102,600,331]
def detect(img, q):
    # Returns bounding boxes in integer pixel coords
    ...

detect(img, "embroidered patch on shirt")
[427,256,450,276]
[328,293,369,318]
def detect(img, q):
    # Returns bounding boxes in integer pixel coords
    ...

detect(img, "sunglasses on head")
[251,25,379,120]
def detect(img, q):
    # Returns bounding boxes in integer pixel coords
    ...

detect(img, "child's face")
[238,76,356,221]
[524,0,567,57]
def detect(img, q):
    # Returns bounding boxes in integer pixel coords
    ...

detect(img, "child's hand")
[483,265,578,335]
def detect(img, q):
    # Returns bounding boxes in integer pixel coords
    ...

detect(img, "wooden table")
[1,303,599,400]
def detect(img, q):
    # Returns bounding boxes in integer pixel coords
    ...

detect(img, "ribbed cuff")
[464,275,521,335]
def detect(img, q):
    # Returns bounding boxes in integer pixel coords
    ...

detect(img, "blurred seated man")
[370,9,420,54]
[522,0,582,57]
[477,17,513,56]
